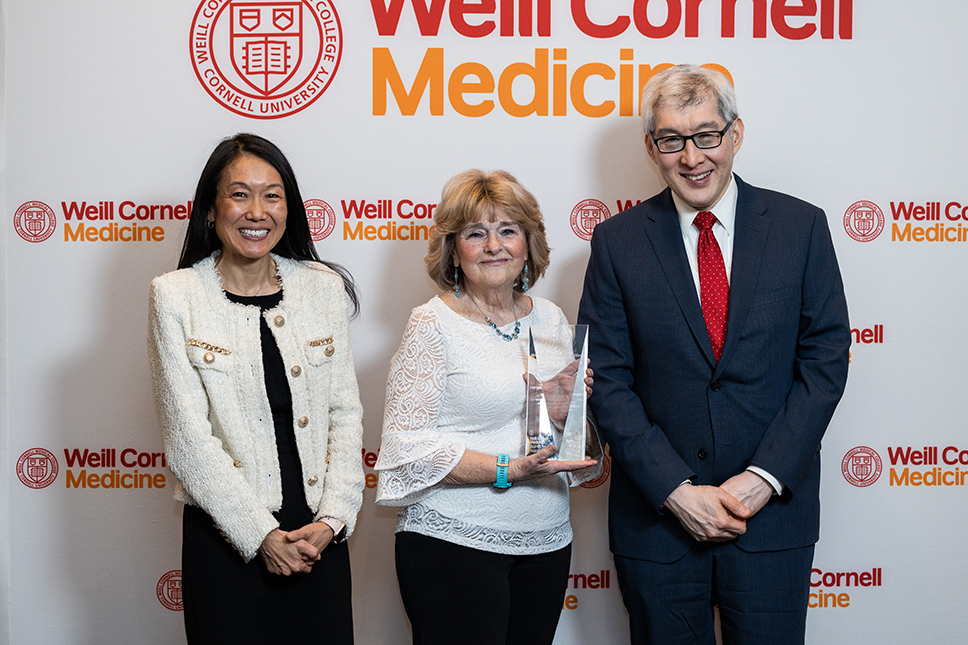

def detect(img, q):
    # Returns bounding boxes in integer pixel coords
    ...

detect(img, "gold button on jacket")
[290,365,302,377]
[273,315,285,327]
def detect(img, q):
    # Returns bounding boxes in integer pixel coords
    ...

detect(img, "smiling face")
[453,214,528,297]
[645,97,744,212]
[209,154,288,265]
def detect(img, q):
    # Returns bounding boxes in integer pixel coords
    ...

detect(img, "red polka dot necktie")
[694,211,729,362]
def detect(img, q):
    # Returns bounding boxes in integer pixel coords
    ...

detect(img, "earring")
[453,267,462,298]
[521,261,530,292]
[207,218,214,230]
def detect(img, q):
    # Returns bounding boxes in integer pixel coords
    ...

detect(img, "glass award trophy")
[524,324,602,463]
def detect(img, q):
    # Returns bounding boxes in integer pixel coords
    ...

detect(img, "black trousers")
[395,531,571,645]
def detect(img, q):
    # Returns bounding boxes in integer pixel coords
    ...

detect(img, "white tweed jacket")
[147,253,364,562]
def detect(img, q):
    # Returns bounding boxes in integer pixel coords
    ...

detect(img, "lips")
[684,170,712,182]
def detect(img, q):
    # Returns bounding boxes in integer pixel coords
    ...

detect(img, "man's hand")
[663,483,751,542]
[720,470,774,518]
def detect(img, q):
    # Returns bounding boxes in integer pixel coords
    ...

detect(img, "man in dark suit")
[578,64,850,644]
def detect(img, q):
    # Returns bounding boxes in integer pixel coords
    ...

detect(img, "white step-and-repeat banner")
[2,1,967,642]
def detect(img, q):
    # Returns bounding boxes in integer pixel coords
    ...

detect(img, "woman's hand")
[507,445,598,483]
[532,361,594,429]
[286,522,335,555]
[258,528,319,576]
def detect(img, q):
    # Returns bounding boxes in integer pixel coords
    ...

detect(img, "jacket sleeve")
[313,270,365,535]
[147,276,279,562]
[748,210,850,492]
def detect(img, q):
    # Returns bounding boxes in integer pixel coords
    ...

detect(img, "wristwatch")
[330,523,347,546]
[319,516,347,546]
[493,454,513,489]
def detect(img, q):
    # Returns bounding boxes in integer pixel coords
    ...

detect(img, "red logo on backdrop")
[14,201,57,243]
[842,446,883,487]
[190,1,343,119]
[157,570,184,611]
[304,199,336,241]
[580,453,611,489]
[570,199,611,241]
[844,201,885,242]
[16,448,59,489]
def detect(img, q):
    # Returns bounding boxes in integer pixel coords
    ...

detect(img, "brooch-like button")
[297,416,309,428]
[290,365,302,377]
[325,345,335,357]
[233,460,242,468]
[307,475,318,486]
[203,352,215,364]
[274,315,285,327]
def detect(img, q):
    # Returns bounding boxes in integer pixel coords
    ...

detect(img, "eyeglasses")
[650,121,734,154]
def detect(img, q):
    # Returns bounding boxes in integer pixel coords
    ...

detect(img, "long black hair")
[177,133,359,316]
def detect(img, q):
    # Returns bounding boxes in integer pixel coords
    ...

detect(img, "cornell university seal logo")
[157,570,184,611]
[16,448,59,489]
[190,1,343,119]
[304,199,336,241]
[841,446,883,487]
[14,201,57,243]
[843,201,884,242]
[570,199,611,241]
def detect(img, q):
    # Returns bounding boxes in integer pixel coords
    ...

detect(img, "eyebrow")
[464,220,520,229]
[654,122,722,136]
[225,181,285,190]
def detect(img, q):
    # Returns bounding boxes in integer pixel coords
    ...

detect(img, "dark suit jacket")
[578,175,850,563]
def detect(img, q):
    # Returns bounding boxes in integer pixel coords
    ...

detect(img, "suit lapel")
[716,177,772,376]
[644,189,717,366]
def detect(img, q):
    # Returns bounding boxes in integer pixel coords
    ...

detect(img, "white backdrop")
[3,1,968,643]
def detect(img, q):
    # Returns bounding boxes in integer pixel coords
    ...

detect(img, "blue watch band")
[493,454,512,489]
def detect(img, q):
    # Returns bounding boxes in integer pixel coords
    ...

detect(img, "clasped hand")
[663,471,774,543]
[258,522,335,576]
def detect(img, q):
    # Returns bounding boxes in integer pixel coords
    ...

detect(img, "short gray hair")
[640,64,738,134]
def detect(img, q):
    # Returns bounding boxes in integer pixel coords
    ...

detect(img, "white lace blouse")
[375,295,576,555]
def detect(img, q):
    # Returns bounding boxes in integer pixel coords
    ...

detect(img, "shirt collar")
[673,174,738,238]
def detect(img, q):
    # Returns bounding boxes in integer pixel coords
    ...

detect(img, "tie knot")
[694,211,716,231]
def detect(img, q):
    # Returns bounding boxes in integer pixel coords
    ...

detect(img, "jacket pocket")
[305,335,336,366]
[186,338,235,373]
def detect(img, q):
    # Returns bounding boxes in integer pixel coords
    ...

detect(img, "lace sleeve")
[375,306,465,506]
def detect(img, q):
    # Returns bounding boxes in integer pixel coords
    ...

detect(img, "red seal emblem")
[570,199,611,241]
[14,201,57,243]
[190,1,343,119]
[844,201,884,242]
[16,448,59,489]
[304,199,336,241]
[841,446,882,487]
[580,454,611,489]
[157,570,184,611]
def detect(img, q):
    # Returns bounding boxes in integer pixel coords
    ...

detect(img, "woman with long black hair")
[148,133,362,643]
